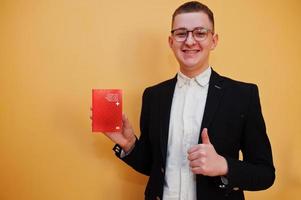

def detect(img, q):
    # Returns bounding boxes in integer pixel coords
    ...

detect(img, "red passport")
[92,89,122,132]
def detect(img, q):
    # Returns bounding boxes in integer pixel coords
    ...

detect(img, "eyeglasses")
[171,27,213,42]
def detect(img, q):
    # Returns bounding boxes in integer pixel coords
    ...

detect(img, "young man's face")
[169,12,218,77]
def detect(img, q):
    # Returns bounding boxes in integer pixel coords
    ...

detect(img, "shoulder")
[215,73,261,107]
[143,76,177,96]
[217,72,258,93]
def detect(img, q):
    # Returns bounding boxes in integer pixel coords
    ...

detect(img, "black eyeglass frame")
[170,27,214,42]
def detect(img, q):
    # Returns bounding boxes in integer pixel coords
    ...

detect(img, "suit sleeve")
[225,84,275,191]
[114,88,152,176]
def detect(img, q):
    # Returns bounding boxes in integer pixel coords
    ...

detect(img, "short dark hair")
[172,1,215,32]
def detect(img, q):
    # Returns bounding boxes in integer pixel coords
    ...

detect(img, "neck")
[180,65,210,78]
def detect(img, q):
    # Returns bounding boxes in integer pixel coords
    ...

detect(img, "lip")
[182,49,200,54]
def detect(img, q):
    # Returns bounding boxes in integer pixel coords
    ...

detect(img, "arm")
[113,88,153,176]
[225,85,275,190]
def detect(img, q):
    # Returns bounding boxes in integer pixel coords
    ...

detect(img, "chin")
[181,62,199,69]
[181,57,202,66]
[180,65,198,73]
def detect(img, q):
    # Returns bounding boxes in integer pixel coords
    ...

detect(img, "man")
[104,1,275,199]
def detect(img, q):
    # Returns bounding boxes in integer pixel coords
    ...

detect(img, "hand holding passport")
[91,89,136,152]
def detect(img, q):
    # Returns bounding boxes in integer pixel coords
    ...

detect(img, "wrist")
[122,137,136,153]
[218,155,228,176]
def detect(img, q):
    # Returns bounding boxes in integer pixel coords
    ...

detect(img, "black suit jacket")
[114,70,275,200]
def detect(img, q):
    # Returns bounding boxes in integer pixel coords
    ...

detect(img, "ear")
[168,36,173,48]
[210,33,219,50]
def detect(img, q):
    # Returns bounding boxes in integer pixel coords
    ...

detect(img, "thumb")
[201,128,211,144]
[122,114,130,129]
[122,114,134,135]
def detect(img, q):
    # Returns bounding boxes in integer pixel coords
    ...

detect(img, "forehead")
[172,12,212,30]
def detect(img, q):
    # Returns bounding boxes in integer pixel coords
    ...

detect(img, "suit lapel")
[159,76,177,166]
[199,70,225,143]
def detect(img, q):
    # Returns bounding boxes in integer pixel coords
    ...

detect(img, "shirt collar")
[177,67,212,88]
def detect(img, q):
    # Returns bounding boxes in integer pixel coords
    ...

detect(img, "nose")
[185,32,196,46]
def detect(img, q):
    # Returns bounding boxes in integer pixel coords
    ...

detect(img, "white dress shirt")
[162,67,211,200]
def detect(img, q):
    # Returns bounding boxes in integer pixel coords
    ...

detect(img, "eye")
[194,29,207,38]
[174,30,187,38]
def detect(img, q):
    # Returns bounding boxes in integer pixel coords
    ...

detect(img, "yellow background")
[0,0,300,199]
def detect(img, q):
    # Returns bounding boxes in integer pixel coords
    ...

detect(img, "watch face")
[221,176,229,185]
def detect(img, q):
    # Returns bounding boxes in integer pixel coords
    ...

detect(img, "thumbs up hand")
[187,128,228,176]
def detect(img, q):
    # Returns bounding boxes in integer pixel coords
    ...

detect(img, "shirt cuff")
[120,143,135,158]
[113,143,135,158]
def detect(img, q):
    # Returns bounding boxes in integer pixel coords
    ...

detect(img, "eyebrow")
[171,26,209,31]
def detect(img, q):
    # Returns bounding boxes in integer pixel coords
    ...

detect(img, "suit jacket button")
[233,187,240,191]
[156,196,160,200]
[161,167,164,173]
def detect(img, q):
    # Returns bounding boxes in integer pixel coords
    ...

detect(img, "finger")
[189,160,200,168]
[201,128,211,144]
[187,144,200,154]
[191,166,205,175]
[189,157,206,167]
[188,150,206,161]
[188,143,207,154]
